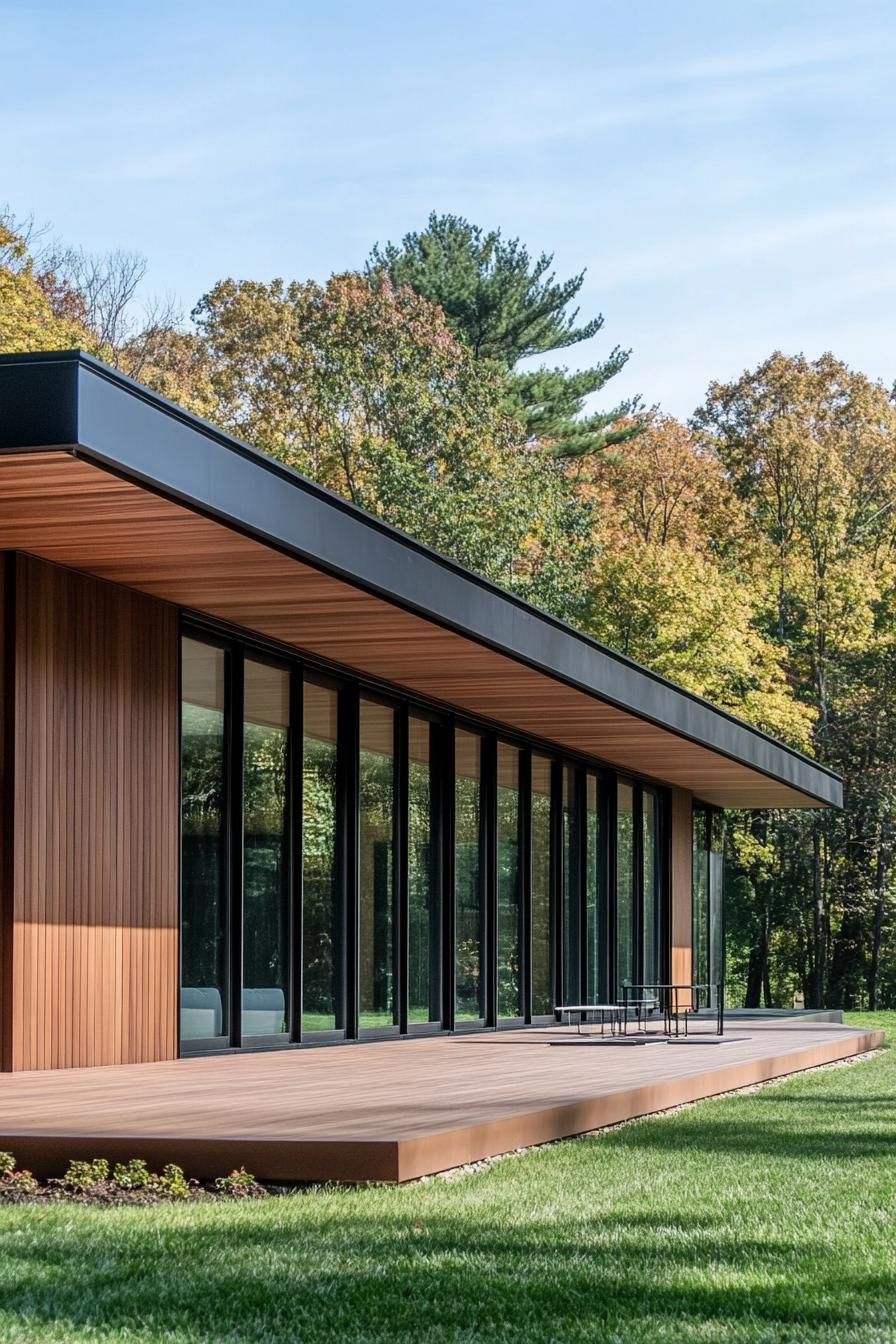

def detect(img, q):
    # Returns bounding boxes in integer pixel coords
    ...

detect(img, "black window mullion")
[598,770,612,1002]
[633,784,644,989]
[396,704,409,1034]
[442,721,456,1031]
[520,749,532,1022]
[227,647,245,1049]
[607,774,618,999]
[429,721,444,1025]
[577,767,588,1006]
[341,682,360,1038]
[550,759,563,1008]
[483,734,498,1028]
[660,787,672,986]
[289,666,304,1042]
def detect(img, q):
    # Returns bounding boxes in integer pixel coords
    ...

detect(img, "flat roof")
[0,349,841,808]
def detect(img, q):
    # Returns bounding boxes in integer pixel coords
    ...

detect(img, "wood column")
[5,554,179,1070]
[669,787,693,988]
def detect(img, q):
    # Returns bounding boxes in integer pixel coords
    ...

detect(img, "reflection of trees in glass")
[497,745,521,1018]
[303,684,340,1032]
[242,705,288,1030]
[181,695,226,1006]
[692,808,709,988]
[586,775,601,1001]
[408,720,439,1024]
[616,782,634,988]
[641,790,658,987]
[455,732,482,1021]
[359,703,395,1028]
[531,756,552,1016]
[562,766,579,1003]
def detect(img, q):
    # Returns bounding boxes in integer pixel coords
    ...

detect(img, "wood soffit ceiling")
[0,448,832,809]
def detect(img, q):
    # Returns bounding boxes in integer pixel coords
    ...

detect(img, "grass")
[0,1014,893,1343]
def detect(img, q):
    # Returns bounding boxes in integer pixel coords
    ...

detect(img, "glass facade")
[616,781,635,989]
[585,774,601,1001]
[242,659,290,1039]
[359,699,397,1030]
[302,680,341,1034]
[408,717,440,1025]
[693,806,725,1007]
[641,789,659,989]
[455,729,484,1022]
[179,628,671,1050]
[497,743,523,1019]
[180,639,228,1043]
[530,755,553,1018]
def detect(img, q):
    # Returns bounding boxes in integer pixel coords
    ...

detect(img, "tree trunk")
[809,822,825,1008]
[868,835,889,1012]
[745,909,770,1008]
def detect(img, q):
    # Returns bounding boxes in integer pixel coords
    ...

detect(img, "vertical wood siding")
[669,787,693,989]
[9,555,178,1070]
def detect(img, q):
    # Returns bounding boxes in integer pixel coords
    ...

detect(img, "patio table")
[555,1004,624,1036]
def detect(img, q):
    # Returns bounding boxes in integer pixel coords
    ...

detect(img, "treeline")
[3,208,896,1009]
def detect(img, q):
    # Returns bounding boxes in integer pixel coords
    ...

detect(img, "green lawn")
[0,1013,893,1343]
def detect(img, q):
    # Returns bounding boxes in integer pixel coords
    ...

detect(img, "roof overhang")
[0,350,842,809]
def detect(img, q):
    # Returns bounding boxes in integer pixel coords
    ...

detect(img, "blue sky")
[3,0,895,417]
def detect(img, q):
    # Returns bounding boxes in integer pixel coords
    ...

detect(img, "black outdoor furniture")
[555,1004,624,1036]
[619,982,725,1037]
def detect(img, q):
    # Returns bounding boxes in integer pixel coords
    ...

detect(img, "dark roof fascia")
[0,349,842,808]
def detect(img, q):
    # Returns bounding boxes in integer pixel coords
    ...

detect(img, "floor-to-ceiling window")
[302,679,342,1035]
[242,659,291,1040]
[180,638,228,1044]
[531,754,553,1018]
[641,787,660,989]
[692,805,710,990]
[455,729,484,1022]
[180,624,670,1052]
[562,765,580,1004]
[497,743,523,1019]
[585,773,602,1001]
[408,716,440,1026]
[616,780,635,990]
[358,698,397,1031]
[709,810,725,1005]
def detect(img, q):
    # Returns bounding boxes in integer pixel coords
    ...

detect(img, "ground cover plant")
[0,1014,889,1342]
[0,1157,267,1206]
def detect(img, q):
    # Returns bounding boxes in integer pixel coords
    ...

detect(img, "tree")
[193,270,596,617]
[576,416,810,745]
[0,219,93,353]
[695,352,896,1008]
[367,212,643,458]
[0,209,209,413]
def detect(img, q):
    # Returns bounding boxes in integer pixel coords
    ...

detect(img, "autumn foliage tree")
[695,353,896,1008]
[5,207,896,1011]
[193,271,595,615]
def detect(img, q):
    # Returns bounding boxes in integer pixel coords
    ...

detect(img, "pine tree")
[367,212,644,458]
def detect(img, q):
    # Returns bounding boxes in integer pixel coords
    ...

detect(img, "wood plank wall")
[3,554,179,1070]
[669,787,693,989]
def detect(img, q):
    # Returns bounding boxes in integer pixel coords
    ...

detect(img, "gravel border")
[424,1046,884,1182]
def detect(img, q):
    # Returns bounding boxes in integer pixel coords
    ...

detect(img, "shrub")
[156,1163,190,1200]
[4,1169,38,1194]
[214,1167,263,1195]
[0,1151,15,1176]
[63,1158,110,1191]
[112,1158,151,1190]
[112,1155,153,1188]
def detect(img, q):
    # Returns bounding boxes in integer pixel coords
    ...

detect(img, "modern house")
[0,349,842,1078]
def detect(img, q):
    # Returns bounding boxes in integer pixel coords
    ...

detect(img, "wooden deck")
[0,1019,881,1183]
